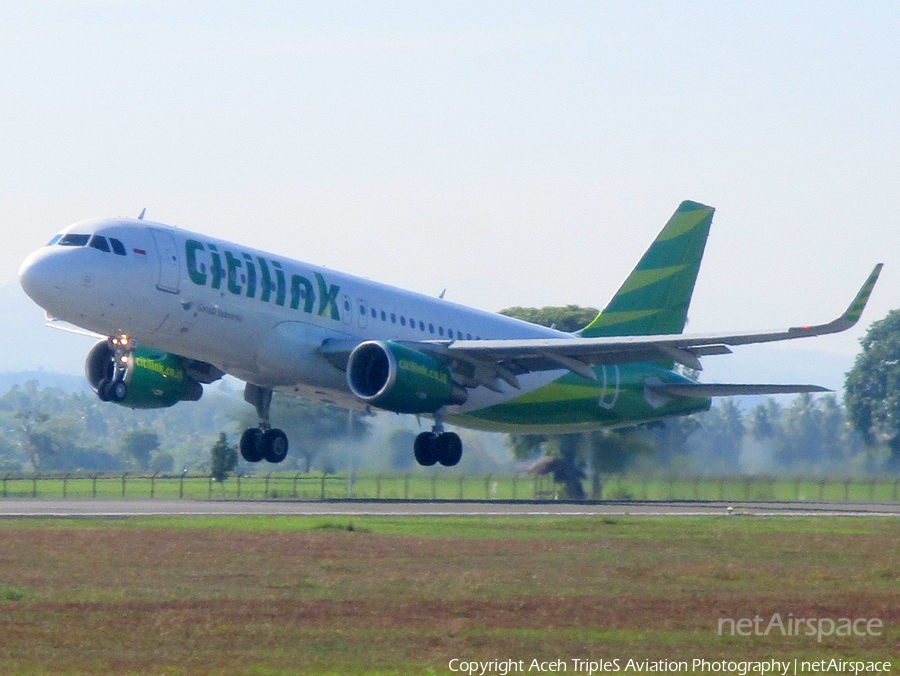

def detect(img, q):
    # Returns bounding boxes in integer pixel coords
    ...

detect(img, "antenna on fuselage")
[439,289,446,299]
[137,208,146,220]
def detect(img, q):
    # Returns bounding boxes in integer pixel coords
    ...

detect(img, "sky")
[3,1,899,363]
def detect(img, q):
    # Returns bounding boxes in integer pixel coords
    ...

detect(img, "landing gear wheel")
[109,380,128,402]
[436,432,463,467]
[239,428,264,463]
[97,378,113,402]
[261,429,289,464]
[414,432,439,466]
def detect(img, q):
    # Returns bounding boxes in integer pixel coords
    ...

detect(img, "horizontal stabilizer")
[650,383,831,398]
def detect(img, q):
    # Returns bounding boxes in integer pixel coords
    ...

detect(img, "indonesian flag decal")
[133,248,147,256]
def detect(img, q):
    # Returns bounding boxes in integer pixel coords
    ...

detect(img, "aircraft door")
[150,230,181,294]
[357,299,369,329]
[598,364,620,410]
[341,294,352,326]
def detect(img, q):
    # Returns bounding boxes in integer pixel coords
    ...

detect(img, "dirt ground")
[0,518,896,674]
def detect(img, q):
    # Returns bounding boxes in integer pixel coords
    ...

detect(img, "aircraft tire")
[97,378,112,402]
[261,429,289,464]
[109,379,128,403]
[436,432,463,467]
[240,428,265,463]
[414,432,438,466]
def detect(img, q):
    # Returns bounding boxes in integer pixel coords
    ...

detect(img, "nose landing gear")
[96,334,133,404]
[240,384,289,464]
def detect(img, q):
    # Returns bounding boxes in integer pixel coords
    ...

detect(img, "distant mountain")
[0,371,91,394]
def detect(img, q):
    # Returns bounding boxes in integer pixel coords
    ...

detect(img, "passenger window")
[89,236,111,253]
[371,308,377,318]
[419,321,425,331]
[109,238,127,256]
[438,327,444,336]
[59,234,90,247]
[381,311,386,321]
[400,317,406,326]
[391,313,396,324]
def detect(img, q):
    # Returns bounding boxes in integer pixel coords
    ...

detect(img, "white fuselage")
[19,217,569,414]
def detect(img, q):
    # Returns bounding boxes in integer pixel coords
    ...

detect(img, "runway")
[0,499,899,517]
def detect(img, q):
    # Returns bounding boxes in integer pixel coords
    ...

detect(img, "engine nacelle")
[347,340,467,414]
[85,340,203,409]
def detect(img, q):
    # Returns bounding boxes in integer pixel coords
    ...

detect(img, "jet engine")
[347,340,467,414]
[85,340,203,409]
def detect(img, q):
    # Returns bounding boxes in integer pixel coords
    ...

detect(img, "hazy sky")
[3,1,899,357]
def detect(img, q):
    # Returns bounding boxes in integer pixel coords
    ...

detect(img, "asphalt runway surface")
[0,499,899,517]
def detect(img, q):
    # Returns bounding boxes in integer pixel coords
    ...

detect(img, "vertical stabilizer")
[579,201,714,337]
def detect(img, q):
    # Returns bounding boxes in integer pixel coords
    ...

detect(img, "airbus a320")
[18,201,881,467]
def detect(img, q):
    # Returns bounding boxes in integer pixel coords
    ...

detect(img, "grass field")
[0,516,896,675]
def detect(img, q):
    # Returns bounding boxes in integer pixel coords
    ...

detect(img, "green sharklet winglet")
[792,262,883,336]
[580,201,715,338]
[843,263,882,326]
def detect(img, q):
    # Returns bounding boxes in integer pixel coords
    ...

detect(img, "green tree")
[15,409,52,471]
[845,309,900,470]
[748,398,783,445]
[149,451,175,473]
[210,433,238,482]
[499,305,599,333]
[121,428,160,471]
[585,429,655,498]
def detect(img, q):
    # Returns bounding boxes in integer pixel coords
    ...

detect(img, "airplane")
[18,201,881,468]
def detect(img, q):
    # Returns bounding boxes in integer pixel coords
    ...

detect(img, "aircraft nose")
[19,248,67,309]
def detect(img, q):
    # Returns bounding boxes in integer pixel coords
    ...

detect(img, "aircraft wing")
[416,264,882,390]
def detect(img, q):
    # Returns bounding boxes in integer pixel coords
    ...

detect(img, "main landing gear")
[240,384,289,464]
[413,413,463,467]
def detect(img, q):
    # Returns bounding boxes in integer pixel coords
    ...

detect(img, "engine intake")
[347,341,467,414]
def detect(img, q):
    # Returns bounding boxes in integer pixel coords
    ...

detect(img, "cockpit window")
[47,234,62,246]
[109,238,127,256]
[89,235,111,253]
[59,234,90,247]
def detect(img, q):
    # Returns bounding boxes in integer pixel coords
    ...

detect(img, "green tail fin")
[579,200,714,337]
